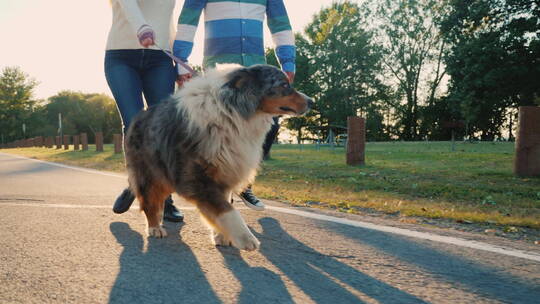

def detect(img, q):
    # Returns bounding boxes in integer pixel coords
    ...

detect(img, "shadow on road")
[324,221,540,303]
[109,222,220,304]
[218,246,293,304]
[252,217,428,304]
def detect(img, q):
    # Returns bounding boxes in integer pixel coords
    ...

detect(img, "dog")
[124,64,313,251]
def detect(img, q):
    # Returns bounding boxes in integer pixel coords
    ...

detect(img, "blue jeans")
[105,49,176,133]
[263,117,279,157]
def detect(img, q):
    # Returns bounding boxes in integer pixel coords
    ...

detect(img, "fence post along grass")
[95,132,104,152]
[514,106,540,177]
[81,133,88,151]
[63,135,70,150]
[36,136,43,147]
[55,136,61,149]
[73,135,80,151]
[346,116,365,166]
[113,134,122,154]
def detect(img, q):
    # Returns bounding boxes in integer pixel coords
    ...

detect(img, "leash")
[154,45,198,76]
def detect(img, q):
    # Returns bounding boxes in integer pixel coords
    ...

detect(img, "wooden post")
[81,133,88,151]
[113,134,122,154]
[95,132,104,152]
[36,136,43,147]
[514,106,540,177]
[346,116,366,166]
[73,135,80,151]
[63,135,70,150]
[55,136,61,149]
[47,136,53,148]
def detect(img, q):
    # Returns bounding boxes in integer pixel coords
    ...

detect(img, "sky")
[0,0,342,100]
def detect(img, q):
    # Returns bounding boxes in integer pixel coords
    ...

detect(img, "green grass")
[3,141,539,228]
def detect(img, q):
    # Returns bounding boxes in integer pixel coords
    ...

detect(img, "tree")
[0,67,39,141]
[304,1,388,141]
[440,0,540,140]
[45,91,121,142]
[374,0,449,140]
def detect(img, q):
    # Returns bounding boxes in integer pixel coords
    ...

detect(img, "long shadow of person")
[218,246,294,304]
[255,217,428,304]
[322,221,540,303]
[109,222,220,304]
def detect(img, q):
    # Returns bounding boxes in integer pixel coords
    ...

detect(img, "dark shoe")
[113,188,135,214]
[163,197,184,222]
[239,188,265,211]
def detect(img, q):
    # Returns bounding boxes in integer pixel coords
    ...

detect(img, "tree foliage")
[307,2,387,139]
[44,91,121,142]
[276,1,390,142]
[373,0,449,140]
[2,0,539,144]
[440,0,540,139]
[0,67,39,141]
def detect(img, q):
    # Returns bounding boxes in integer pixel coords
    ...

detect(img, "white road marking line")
[2,152,539,262]
[0,202,249,210]
[266,206,540,262]
[0,152,126,178]
[0,202,198,210]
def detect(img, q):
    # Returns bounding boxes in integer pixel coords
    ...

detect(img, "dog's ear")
[225,68,255,90]
[220,68,261,119]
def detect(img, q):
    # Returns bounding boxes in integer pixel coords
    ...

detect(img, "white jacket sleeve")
[117,0,149,34]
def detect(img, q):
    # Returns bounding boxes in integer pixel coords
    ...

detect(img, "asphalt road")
[1,152,539,304]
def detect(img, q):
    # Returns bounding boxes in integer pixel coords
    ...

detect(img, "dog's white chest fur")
[174,66,274,191]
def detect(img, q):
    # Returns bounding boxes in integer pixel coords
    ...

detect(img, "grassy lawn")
[2,141,539,228]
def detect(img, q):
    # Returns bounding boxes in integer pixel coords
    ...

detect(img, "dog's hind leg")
[137,180,172,238]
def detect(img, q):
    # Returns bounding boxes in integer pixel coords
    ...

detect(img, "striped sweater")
[174,0,296,74]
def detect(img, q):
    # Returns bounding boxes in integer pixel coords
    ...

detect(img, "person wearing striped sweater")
[174,0,296,211]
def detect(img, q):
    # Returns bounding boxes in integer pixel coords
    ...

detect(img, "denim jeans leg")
[262,117,280,157]
[105,52,145,134]
[141,52,176,106]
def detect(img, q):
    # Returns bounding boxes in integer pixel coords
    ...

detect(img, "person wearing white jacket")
[105,0,183,222]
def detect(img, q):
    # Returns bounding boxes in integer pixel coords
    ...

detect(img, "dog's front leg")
[215,209,260,251]
[211,229,232,246]
[192,188,259,251]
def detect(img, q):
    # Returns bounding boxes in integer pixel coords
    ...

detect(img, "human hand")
[285,71,295,84]
[137,25,155,48]
[176,73,193,88]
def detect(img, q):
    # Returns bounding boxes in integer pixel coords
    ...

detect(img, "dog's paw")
[215,209,260,251]
[230,231,260,251]
[212,232,232,247]
[147,226,168,238]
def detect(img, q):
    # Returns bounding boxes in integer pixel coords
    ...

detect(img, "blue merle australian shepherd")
[124,64,312,251]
